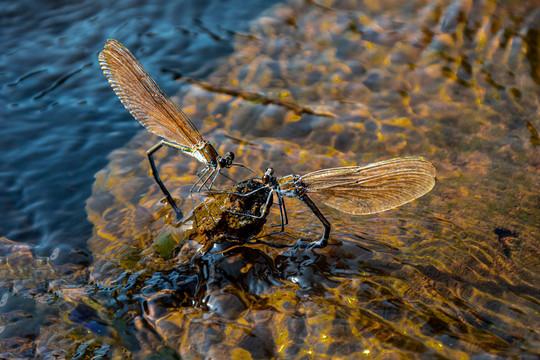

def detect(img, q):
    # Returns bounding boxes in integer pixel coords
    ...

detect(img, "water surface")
[1,0,539,358]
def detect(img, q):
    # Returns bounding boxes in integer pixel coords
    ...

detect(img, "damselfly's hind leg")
[294,194,331,249]
[147,141,184,221]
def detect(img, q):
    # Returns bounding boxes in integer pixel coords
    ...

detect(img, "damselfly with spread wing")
[229,157,436,248]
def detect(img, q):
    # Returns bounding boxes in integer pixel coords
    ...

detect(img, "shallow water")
[1,0,540,358]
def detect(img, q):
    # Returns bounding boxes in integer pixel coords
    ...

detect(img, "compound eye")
[225,152,235,161]
[266,168,274,176]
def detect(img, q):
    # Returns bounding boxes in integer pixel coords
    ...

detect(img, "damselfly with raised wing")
[99,39,252,219]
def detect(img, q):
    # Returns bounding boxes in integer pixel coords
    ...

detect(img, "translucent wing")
[301,157,436,215]
[99,39,203,146]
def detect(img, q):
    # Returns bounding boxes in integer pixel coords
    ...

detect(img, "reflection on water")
[2,0,540,358]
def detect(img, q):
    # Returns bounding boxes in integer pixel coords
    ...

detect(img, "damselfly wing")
[280,157,436,214]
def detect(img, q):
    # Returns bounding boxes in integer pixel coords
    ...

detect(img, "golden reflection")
[83,0,540,358]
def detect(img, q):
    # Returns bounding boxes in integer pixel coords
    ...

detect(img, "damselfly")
[99,39,250,220]
[236,157,436,248]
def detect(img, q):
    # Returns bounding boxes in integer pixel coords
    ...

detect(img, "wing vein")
[99,39,203,147]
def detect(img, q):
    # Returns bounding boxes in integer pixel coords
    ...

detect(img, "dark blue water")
[0,0,280,257]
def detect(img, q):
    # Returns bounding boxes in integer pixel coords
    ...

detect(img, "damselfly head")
[262,168,275,184]
[218,152,235,168]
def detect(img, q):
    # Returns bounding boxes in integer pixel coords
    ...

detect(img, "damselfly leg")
[147,141,184,219]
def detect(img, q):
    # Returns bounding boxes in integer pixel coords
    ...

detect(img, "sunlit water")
[1,0,539,358]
